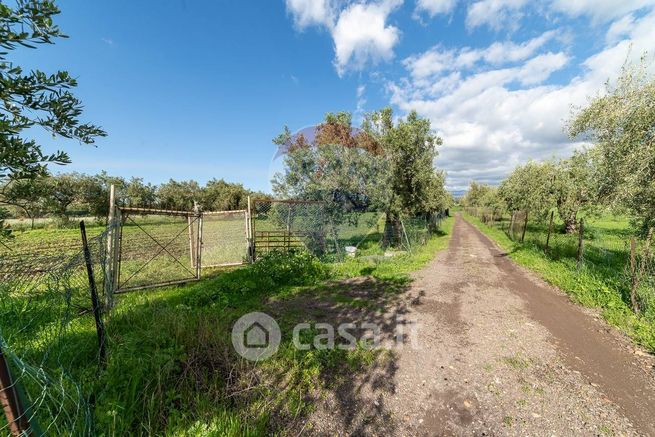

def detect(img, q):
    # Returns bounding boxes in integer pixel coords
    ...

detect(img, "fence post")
[545,210,554,252]
[246,196,254,263]
[576,218,585,268]
[196,212,203,279]
[80,221,107,365]
[0,345,32,436]
[104,184,116,308]
[521,211,529,243]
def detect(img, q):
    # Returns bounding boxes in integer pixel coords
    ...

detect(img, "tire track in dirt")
[307,214,655,436]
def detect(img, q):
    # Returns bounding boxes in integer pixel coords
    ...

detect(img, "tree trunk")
[563,214,578,234]
[383,211,402,248]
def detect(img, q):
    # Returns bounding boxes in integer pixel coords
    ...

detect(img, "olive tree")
[499,161,555,220]
[568,57,655,234]
[0,177,51,229]
[551,151,598,233]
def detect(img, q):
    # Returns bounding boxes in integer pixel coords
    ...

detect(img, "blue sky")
[14,0,655,193]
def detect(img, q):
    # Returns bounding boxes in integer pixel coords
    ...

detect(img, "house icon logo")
[244,321,269,348]
[232,312,281,361]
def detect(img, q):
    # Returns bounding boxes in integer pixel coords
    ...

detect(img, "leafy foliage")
[568,57,655,235]
[0,0,106,182]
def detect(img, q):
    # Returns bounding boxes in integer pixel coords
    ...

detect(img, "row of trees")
[462,59,655,235]
[273,109,452,244]
[0,172,268,228]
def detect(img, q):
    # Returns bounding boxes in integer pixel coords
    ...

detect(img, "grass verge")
[461,212,655,352]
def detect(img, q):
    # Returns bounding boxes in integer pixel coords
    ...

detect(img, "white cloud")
[415,0,458,17]
[285,0,402,75]
[285,0,336,29]
[389,11,655,192]
[332,0,402,75]
[402,30,557,84]
[605,14,636,44]
[483,31,556,64]
[465,0,655,31]
[466,0,528,30]
[550,0,655,22]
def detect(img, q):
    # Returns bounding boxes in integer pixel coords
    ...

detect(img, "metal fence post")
[545,210,554,252]
[0,344,32,436]
[196,212,203,279]
[576,217,585,268]
[104,184,116,308]
[246,196,252,262]
[80,221,107,365]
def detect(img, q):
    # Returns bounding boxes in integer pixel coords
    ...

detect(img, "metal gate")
[115,207,202,293]
[111,206,250,293]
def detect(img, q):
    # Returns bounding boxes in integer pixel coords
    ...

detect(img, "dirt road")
[308,214,655,436]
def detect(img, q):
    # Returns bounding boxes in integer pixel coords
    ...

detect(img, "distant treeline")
[0,172,271,227]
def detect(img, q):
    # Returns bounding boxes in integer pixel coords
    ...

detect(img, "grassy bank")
[2,217,454,435]
[461,212,655,352]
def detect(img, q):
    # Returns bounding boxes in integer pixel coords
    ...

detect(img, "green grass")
[462,212,655,352]
[331,216,454,281]
[1,216,455,435]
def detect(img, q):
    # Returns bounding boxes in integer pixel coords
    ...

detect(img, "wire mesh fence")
[252,200,447,260]
[251,200,329,258]
[0,224,108,436]
[201,210,248,267]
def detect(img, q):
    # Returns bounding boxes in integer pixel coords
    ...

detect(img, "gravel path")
[308,213,655,436]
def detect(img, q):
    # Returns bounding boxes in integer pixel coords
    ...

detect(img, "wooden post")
[576,218,585,268]
[80,221,107,365]
[630,237,639,313]
[521,211,529,243]
[0,345,32,436]
[545,210,554,252]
